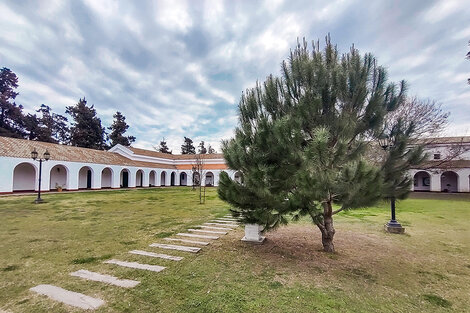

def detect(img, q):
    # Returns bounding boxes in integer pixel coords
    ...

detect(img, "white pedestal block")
[241,224,265,244]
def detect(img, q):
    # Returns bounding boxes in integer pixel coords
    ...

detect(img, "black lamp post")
[378,136,404,233]
[31,148,50,204]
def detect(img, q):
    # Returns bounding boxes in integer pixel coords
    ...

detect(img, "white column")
[91,166,101,189]
[128,168,137,188]
[142,169,150,187]
[175,171,180,186]
[214,170,220,187]
[430,172,441,192]
[457,169,470,192]
[111,167,121,188]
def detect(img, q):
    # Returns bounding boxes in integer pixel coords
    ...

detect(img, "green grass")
[0,188,469,312]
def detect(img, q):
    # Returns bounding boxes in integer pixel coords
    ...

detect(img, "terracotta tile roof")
[411,159,470,169]
[128,147,224,160]
[415,136,470,145]
[0,136,175,169]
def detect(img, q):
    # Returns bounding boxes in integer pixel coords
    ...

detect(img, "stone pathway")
[204,222,239,227]
[149,243,201,253]
[29,213,240,310]
[30,284,105,310]
[164,238,210,245]
[104,259,166,272]
[198,225,233,231]
[188,229,228,235]
[176,233,219,240]
[70,270,140,288]
[129,250,183,261]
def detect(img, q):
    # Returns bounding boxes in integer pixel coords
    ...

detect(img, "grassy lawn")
[0,188,469,312]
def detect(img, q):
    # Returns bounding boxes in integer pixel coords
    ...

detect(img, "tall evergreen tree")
[0,67,25,138]
[218,37,407,252]
[198,141,207,154]
[108,111,135,147]
[66,98,106,150]
[158,138,172,154]
[25,104,69,143]
[181,136,195,154]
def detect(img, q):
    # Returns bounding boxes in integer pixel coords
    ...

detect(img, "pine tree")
[181,136,195,154]
[66,98,107,150]
[108,111,135,147]
[0,67,26,138]
[218,37,407,252]
[158,138,172,154]
[25,104,69,143]
[198,141,207,154]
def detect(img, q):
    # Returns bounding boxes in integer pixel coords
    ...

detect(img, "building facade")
[0,137,240,194]
[1,136,470,194]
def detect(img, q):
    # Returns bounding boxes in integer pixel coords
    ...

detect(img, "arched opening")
[413,171,431,192]
[234,171,243,184]
[149,171,156,187]
[192,172,200,186]
[180,172,187,186]
[160,171,166,186]
[170,172,176,186]
[50,164,68,191]
[205,172,214,187]
[101,168,113,189]
[79,166,93,189]
[120,169,129,188]
[13,162,36,192]
[136,170,144,187]
[441,171,458,192]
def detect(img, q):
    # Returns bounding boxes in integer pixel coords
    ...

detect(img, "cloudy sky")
[1,0,469,152]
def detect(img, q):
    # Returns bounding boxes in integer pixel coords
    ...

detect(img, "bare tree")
[378,96,469,169]
[467,40,469,85]
[192,154,207,204]
[384,96,449,140]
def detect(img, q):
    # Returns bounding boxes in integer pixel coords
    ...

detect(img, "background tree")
[198,141,207,154]
[208,145,216,154]
[0,67,25,138]
[181,136,195,154]
[218,37,407,252]
[25,104,69,143]
[66,98,106,150]
[108,111,135,147]
[192,153,207,203]
[157,138,172,154]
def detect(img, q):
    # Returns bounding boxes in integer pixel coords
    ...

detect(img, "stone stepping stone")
[164,238,210,245]
[198,225,233,231]
[104,259,165,272]
[205,222,238,228]
[176,233,219,240]
[212,219,239,224]
[150,243,201,253]
[129,250,183,261]
[30,284,105,310]
[188,228,228,235]
[218,217,238,221]
[70,269,140,288]
[217,219,238,223]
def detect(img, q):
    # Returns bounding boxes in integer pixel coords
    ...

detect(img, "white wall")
[1,156,229,193]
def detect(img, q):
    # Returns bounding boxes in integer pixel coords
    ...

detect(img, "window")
[433,153,441,160]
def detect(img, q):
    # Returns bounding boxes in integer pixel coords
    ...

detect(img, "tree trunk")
[317,202,336,253]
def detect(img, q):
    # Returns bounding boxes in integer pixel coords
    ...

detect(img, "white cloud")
[155,0,192,33]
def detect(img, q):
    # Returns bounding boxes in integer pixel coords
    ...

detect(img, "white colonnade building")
[0,137,242,194]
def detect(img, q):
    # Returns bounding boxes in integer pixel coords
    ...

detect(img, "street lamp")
[379,136,405,234]
[31,148,50,204]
